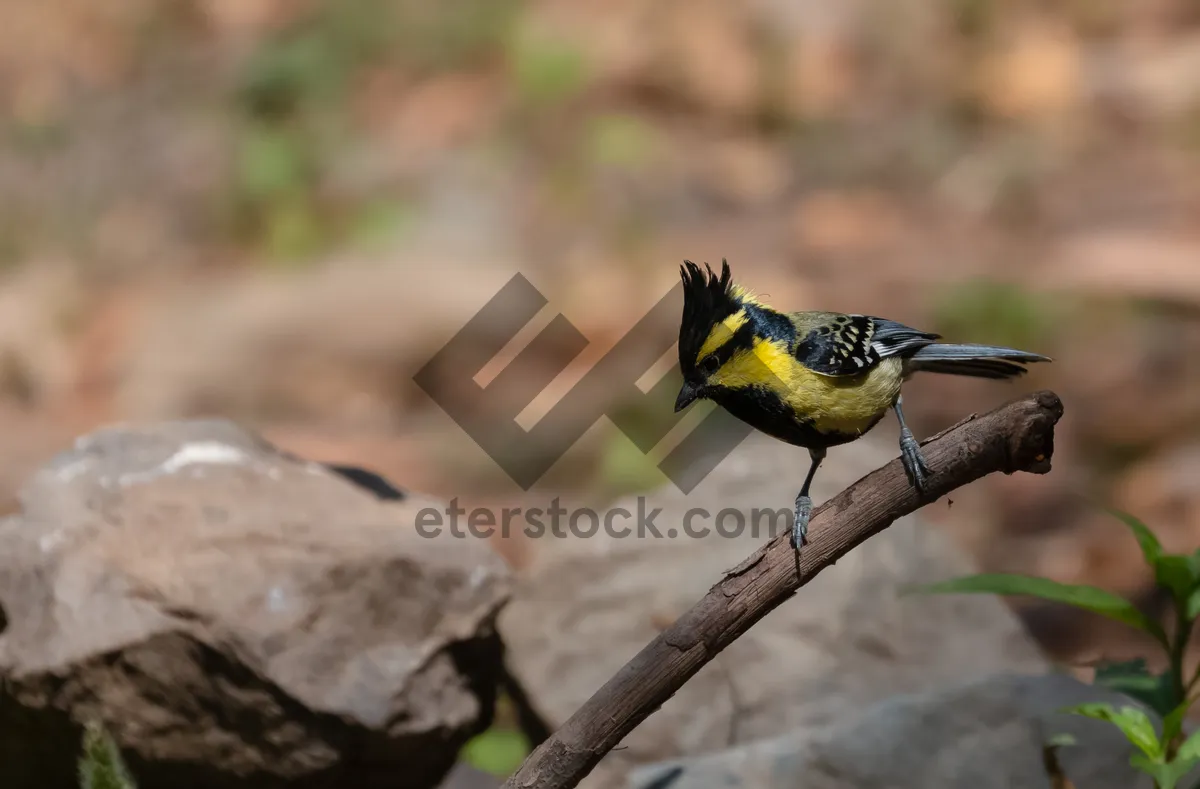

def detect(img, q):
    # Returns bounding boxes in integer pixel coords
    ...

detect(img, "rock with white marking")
[0,420,511,789]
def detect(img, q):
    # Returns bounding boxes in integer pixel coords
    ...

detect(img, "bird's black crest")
[678,259,740,367]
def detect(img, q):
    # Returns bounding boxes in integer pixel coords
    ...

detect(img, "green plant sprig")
[909,503,1200,789]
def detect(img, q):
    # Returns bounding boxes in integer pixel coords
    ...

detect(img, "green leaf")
[460,728,531,777]
[1154,555,1197,604]
[1062,703,1163,760]
[1100,504,1163,567]
[1130,753,1198,789]
[1129,752,1157,777]
[1187,549,1200,580]
[1186,586,1200,621]
[78,720,138,789]
[1176,729,1200,763]
[1098,504,1200,604]
[911,574,1166,643]
[1095,659,1178,718]
[1162,701,1191,746]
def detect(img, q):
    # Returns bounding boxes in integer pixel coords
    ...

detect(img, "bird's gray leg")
[893,395,930,493]
[792,447,826,553]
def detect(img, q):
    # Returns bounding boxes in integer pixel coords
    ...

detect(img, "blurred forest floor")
[3,0,1200,673]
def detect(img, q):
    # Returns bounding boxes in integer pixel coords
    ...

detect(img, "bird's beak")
[674,382,699,412]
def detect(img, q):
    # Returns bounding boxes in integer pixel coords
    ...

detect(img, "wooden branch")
[502,390,1064,789]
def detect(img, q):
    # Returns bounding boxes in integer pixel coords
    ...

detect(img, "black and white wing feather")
[869,317,941,358]
[794,315,940,377]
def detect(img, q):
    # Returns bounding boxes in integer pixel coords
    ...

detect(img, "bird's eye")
[699,355,720,375]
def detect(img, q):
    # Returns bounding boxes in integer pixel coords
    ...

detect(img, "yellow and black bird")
[674,259,1050,554]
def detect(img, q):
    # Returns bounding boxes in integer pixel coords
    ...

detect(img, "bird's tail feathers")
[906,343,1050,380]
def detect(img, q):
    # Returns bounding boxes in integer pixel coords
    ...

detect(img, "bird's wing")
[791,314,940,376]
[868,317,941,358]
[791,313,881,375]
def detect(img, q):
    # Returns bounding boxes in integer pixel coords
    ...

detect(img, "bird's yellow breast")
[717,338,904,436]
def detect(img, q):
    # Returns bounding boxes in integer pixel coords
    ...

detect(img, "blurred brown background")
[2,0,1200,673]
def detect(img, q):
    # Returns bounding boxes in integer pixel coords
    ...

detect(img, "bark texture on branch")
[503,390,1064,789]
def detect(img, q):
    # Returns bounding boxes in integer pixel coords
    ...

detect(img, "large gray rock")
[630,673,1181,789]
[0,420,512,789]
[499,431,1051,786]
